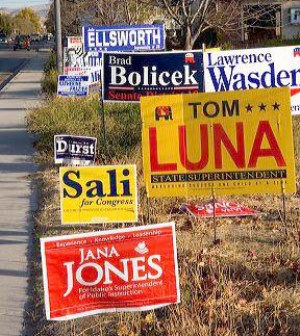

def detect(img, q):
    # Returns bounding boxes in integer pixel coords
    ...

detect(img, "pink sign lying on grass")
[180,201,263,218]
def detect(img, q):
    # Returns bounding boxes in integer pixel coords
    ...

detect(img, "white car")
[0,33,7,44]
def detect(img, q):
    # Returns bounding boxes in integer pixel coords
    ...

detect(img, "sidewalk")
[0,53,47,336]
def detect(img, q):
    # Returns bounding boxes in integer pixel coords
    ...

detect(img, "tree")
[14,8,42,35]
[154,0,239,49]
[155,0,284,49]
[81,0,156,25]
[45,0,157,37]
[0,13,13,36]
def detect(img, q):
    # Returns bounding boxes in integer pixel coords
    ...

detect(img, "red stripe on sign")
[108,87,135,90]
[174,86,198,90]
[291,88,300,96]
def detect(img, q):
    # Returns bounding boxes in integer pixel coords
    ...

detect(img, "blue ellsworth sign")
[54,135,97,165]
[83,24,165,53]
[57,75,89,97]
[102,51,203,102]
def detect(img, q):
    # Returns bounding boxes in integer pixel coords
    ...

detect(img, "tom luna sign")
[141,87,296,197]
[41,222,180,320]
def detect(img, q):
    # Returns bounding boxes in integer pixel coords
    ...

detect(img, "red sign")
[181,201,262,218]
[41,223,180,320]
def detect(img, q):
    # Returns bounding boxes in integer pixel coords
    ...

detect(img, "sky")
[0,0,50,8]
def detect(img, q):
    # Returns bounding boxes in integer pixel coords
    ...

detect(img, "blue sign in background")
[83,24,165,52]
[57,75,89,97]
[102,51,203,103]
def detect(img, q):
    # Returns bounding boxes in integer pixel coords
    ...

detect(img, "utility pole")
[54,0,63,73]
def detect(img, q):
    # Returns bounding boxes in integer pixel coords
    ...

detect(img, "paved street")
[0,52,47,336]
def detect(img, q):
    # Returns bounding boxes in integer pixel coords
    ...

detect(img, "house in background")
[242,0,300,43]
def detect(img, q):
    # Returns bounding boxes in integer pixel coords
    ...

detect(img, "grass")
[26,93,300,335]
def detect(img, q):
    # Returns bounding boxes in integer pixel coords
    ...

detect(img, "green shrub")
[41,51,58,97]
[43,50,56,74]
[26,96,141,161]
[41,68,58,97]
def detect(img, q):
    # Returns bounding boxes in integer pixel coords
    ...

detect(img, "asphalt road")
[0,41,53,85]
[0,50,34,85]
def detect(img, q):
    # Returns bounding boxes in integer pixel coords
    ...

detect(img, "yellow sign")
[60,165,138,224]
[141,87,296,197]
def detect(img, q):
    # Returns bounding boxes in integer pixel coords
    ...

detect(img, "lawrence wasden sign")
[41,222,180,320]
[204,46,300,115]
[141,87,296,197]
[102,51,203,102]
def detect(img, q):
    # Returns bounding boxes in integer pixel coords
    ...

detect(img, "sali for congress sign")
[141,87,296,197]
[204,46,300,115]
[60,165,138,224]
[41,222,180,320]
[83,24,165,53]
[102,51,203,102]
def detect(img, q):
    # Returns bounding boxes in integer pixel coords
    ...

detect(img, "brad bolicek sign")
[60,165,138,224]
[204,46,300,115]
[141,87,296,197]
[41,222,180,320]
[83,24,165,53]
[54,135,97,165]
[102,51,203,102]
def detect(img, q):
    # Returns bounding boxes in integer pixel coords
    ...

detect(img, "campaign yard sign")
[57,75,89,97]
[141,87,296,198]
[60,165,138,224]
[67,36,82,49]
[64,47,102,86]
[181,201,262,218]
[102,51,203,102]
[54,135,97,165]
[83,24,165,53]
[204,46,300,115]
[41,222,180,320]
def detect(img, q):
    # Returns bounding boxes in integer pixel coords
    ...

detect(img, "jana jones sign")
[204,46,300,115]
[41,222,180,320]
[60,165,138,224]
[141,87,296,197]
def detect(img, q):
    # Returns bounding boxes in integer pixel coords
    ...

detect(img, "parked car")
[0,33,7,44]
[13,35,30,51]
[30,33,41,42]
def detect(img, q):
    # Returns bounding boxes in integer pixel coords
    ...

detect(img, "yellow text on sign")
[60,165,138,224]
[141,87,296,197]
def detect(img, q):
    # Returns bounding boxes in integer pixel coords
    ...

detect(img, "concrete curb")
[0,58,31,92]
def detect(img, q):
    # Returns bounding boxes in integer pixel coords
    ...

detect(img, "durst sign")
[102,51,203,102]
[54,135,97,165]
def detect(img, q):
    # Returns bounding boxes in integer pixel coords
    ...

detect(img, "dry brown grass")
[26,98,300,336]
